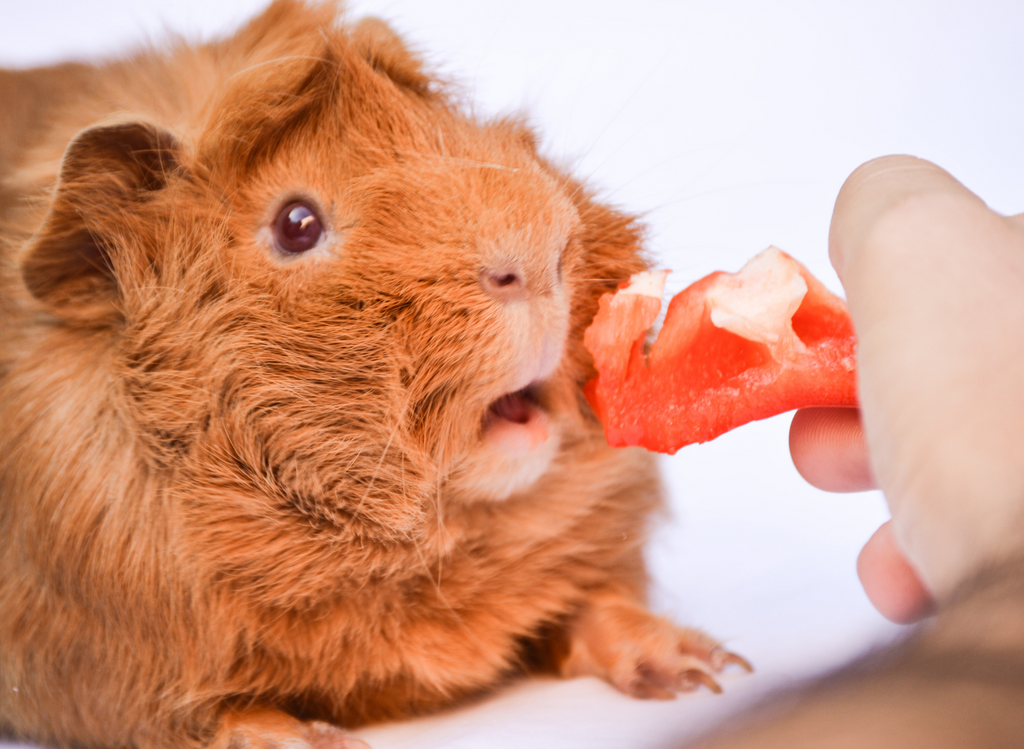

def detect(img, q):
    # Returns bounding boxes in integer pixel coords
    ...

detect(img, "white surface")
[4,1,1023,747]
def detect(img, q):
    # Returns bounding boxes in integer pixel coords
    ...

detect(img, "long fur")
[0,3,736,747]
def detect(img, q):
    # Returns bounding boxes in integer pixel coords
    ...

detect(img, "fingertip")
[858,521,935,624]
[828,155,967,282]
[789,407,876,493]
[829,156,927,278]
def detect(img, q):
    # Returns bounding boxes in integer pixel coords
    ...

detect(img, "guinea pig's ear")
[21,119,180,324]
[350,17,433,96]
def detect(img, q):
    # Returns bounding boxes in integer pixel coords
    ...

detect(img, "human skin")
[682,157,1024,748]
[789,155,1024,622]
[789,407,934,623]
[687,557,1024,749]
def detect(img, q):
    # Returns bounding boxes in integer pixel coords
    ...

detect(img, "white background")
[3,1,1023,747]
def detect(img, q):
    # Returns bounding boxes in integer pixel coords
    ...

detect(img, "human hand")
[789,156,1024,623]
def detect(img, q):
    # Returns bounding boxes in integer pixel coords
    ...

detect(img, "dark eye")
[273,201,324,254]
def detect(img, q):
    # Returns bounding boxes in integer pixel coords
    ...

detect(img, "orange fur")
[0,3,743,748]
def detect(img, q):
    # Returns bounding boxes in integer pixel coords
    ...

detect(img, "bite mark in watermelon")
[584,247,857,454]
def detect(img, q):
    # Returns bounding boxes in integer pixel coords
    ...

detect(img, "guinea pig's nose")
[480,265,527,302]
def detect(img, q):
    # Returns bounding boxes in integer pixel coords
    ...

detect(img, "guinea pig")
[0,2,748,748]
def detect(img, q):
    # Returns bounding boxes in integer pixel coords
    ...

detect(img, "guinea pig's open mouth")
[483,384,549,454]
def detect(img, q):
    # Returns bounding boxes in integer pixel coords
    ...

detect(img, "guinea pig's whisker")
[572,36,680,186]
[227,55,335,81]
[351,389,414,522]
[352,145,519,172]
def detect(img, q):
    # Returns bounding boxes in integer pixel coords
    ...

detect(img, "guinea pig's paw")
[212,709,371,749]
[560,596,752,700]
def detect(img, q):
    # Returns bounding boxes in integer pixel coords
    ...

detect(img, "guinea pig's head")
[19,1,647,590]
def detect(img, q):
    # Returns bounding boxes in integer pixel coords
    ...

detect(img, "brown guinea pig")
[0,2,747,748]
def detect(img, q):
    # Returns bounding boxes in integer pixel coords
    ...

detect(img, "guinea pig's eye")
[273,201,324,254]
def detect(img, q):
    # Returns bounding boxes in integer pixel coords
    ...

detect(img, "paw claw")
[686,669,723,694]
[562,598,753,702]
[714,650,754,674]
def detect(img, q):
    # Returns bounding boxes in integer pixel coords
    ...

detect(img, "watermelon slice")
[584,247,857,454]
